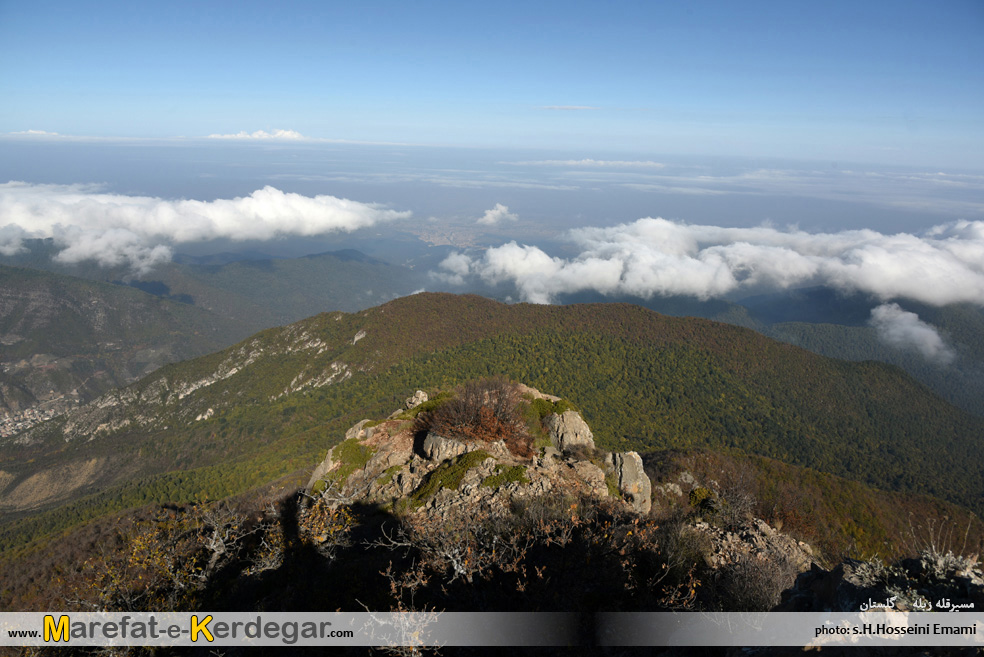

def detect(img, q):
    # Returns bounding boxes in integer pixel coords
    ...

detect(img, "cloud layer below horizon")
[206,129,306,140]
[438,217,984,307]
[0,182,410,273]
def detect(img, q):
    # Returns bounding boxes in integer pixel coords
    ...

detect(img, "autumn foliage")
[415,376,535,458]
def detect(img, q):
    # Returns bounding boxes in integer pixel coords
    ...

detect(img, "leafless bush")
[652,505,713,583]
[372,503,535,585]
[904,514,979,562]
[67,501,278,612]
[418,377,533,458]
[372,494,702,613]
[714,551,800,611]
[716,462,759,530]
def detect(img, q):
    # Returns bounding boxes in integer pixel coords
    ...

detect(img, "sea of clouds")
[437,216,984,363]
[1,180,979,364]
[438,217,984,307]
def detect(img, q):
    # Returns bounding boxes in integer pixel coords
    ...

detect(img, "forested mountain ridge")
[747,288,984,417]
[0,239,429,330]
[1,293,982,558]
[0,244,428,433]
[6,239,983,420]
[0,264,249,421]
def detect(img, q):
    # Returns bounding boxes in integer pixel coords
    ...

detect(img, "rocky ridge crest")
[304,386,654,520]
[302,383,821,588]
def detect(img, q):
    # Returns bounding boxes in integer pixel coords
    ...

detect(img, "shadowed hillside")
[0,264,249,419]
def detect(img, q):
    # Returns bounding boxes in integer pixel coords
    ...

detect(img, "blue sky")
[1,1,984,346]
[1,0,982,168]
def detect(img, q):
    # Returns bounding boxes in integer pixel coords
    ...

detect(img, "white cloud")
[430,252,473,286]
[868,303,955,364]
[507,159,666,169]
[9,129,60,136]
[476,203,518,226]
[0,224,31,255]
[0,182,410,274]
[206,129,306,140]
[439,217,984,306]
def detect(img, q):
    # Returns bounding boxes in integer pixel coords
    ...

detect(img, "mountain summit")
[303,380,653,518]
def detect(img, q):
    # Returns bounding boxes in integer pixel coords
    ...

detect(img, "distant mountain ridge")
[0,264,249,420]
[4,240,983,418]
[0,239,429,328]
[0,242,432,424]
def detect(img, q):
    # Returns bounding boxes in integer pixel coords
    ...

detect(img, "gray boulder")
[304,451,334,495]
[608,451,652,514]
[405,390,428,409]
[422,432,469,462]
[306,417,372,494]
[345,419,373,441]
[540,445,562,465]
[545,411,595,453]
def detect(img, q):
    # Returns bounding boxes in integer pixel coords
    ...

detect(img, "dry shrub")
[715,461,759,530]
[374,494,701,612]
[65,501,282,612]
[713,551,801,611]
[419,377,534,458]
[297,499,355,559]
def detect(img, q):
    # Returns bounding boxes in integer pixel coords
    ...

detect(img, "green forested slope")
[741,288,984,417]
[770,305,984,417]
[2,293,981,553]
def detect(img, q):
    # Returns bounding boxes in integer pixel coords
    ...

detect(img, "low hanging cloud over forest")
[0,182,410,273]
[868,303,956,365]
[439,217,984,307]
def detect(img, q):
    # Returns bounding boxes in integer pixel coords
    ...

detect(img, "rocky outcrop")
[545,410,595,453]
[571,461,608,498]
[304,386,651,520]
[694,517,815,573]
[304,450,335,494]
[301,382,845,622]
[421,433,469,462]
[777,550,984,613]
[345,419,374,441]
[514,383,560,403]
[405,390,428,409]
[607,451,651,514]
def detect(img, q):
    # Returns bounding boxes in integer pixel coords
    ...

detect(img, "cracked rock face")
[421,433,470,462]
